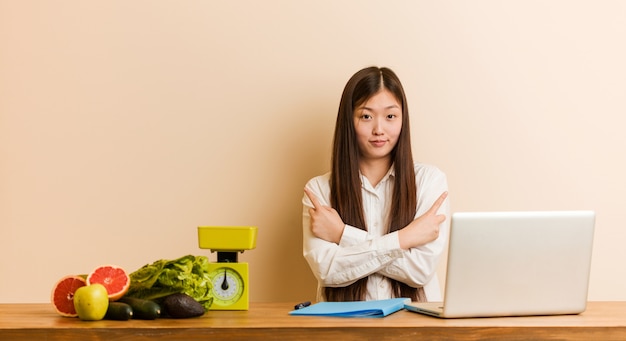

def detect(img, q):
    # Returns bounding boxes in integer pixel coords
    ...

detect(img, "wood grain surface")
[1,302,626,340]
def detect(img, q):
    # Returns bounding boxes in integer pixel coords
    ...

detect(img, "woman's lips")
[370,140,387,147]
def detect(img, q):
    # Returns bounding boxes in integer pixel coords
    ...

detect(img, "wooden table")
[1,302,626,340]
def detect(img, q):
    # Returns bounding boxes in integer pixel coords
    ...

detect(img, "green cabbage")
[125,255,213,310]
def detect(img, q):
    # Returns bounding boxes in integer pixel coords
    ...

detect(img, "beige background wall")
[1,1,625,303]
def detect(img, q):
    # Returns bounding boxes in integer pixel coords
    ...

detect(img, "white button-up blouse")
[302,163,450,302]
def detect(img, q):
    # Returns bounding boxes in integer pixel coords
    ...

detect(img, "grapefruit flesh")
[51,275,87,317]
[87,265,130,301]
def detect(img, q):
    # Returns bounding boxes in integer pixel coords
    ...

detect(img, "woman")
[302,66,450,302]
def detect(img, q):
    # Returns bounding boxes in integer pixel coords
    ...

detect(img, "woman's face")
[353,88,403,163]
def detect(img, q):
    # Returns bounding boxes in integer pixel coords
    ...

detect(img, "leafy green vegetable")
[125,255,213,310]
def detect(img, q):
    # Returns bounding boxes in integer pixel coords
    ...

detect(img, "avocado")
[162,293,206,318]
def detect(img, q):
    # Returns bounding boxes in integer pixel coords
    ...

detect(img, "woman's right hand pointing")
[304,187,346,244]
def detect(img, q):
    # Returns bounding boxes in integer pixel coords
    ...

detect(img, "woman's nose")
[372,120,384,135]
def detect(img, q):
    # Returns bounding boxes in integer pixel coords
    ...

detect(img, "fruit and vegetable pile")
[51,255,213,321]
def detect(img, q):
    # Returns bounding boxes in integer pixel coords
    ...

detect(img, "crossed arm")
[301,172,450,288]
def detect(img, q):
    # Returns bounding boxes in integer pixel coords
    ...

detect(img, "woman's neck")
[359,157,392,188]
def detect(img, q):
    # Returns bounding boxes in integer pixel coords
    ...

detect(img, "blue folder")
[289,298,410,317]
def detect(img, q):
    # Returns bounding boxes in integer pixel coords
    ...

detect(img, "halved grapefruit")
[51,275,87,317]
[87,265,130,301]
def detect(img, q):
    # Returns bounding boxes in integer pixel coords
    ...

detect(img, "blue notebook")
[289,298,410,317]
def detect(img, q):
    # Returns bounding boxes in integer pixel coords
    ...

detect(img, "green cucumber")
[104,302,133,321]
[118,297,161,320]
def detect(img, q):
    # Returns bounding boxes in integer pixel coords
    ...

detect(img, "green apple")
[73,283,109,321]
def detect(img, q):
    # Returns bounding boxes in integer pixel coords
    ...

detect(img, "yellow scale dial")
[206,262,249,310]
[210,267,244,305]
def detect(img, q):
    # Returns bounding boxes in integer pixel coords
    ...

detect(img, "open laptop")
[405,210,595,318]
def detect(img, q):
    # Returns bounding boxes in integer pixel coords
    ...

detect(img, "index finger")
[304,187,323,210]
[427,191,448,215]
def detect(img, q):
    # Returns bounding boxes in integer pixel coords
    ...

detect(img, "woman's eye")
[387,114,397,119]
[361,114,372,120]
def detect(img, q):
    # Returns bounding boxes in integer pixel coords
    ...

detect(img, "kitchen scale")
[197,226,257,310]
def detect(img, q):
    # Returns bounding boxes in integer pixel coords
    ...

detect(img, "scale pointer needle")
[221,268,229,290]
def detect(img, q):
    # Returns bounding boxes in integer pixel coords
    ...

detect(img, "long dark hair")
[326,66,425,302]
